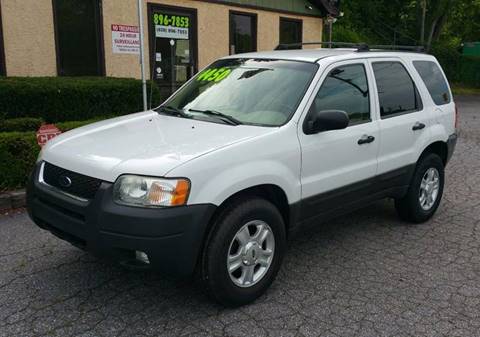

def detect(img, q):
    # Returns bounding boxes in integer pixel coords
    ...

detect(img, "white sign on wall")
[155,25,189,40]
[111,24,140,54]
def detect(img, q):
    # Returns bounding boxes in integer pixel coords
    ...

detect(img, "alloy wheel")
[419,167,440,211]
[227,220,275,288]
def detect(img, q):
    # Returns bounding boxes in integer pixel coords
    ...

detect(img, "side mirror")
[303,109,349,135]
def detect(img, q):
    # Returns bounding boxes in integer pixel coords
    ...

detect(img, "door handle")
[358,135,375,145]
[412,122,426,131]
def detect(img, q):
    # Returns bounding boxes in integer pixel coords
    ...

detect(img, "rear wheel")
[202,197,286,307]
[395,153,444,223]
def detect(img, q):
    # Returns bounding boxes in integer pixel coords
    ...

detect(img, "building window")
[229,11,257,55]
[0,3,6,76]
[53,0,104,76]
[279,17,302,48]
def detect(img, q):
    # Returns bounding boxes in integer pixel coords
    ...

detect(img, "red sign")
[111,24,139,33]
[36,124,62,147]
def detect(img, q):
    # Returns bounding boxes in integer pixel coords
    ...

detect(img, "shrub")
[0,117,44,132]
[431,41,462,83]
[0,119,102,191]
[0,77,163,122]
[332,26,371,44]
[431,40,480,87]
[458,56,480,87]
[0,117,112,190]
[56,118,106,132]
[0,132,39,190]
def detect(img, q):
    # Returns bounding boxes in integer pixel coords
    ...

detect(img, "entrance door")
[148,4,197,99]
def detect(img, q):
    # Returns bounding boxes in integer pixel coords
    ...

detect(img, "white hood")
[41,111,273,182]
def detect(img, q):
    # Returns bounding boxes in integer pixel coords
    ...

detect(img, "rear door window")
[372,61,423,118]
[413,61,451,105]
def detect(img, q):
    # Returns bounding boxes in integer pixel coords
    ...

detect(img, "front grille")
[43,162,102,200]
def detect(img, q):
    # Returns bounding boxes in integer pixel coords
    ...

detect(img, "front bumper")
[26,162,216,277]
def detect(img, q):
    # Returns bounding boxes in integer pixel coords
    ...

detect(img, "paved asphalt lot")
[1,96,479,337]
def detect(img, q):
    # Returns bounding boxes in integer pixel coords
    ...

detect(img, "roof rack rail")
[275,42,369,51]
[368,45,425,52]
[274,42,425,53]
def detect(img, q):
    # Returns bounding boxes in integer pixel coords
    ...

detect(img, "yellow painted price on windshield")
[197,68,232,82]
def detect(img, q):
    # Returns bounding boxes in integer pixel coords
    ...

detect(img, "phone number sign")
[153,13,189,40]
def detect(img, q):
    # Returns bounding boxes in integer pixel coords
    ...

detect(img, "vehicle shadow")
[10,200,426,335]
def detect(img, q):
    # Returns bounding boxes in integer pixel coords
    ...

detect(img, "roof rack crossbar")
[274,42,425,53]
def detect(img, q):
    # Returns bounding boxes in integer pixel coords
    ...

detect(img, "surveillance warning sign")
[111,24,140,54]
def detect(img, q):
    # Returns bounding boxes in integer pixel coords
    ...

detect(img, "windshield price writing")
[197,68,232,82]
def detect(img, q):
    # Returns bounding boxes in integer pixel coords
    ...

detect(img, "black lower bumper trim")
[27,162,217,277]
[446,133,458,164]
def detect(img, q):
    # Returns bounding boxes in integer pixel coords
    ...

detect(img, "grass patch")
[451,83,480,96]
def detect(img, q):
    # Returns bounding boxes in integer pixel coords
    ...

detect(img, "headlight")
[113,175,190,207]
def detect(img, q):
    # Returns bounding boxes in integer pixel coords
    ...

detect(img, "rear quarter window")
[413,61,451,105]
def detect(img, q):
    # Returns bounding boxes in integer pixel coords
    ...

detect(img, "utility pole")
[137,0,148,111]
[326,15,336,47]
[420,0,427,46]
[329,20,333,46]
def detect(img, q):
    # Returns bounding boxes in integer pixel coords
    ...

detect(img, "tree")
[333,0,478,50]
[446,0,480,42]
[424,0,458,51]
[419,0,427,45]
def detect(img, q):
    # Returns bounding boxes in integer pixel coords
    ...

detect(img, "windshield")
[158,59,319,126]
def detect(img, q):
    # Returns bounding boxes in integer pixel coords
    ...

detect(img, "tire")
[202,196,286,307]
[395,153,445,223]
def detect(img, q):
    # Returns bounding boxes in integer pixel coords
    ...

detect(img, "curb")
[0,190,26,212]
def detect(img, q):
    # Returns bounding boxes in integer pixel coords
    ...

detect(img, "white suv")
[27,47,457,306]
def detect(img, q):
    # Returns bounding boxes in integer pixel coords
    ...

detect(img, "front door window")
[313,64,371,125]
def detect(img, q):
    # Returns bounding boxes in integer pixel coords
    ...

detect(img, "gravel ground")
[1,96,479,337]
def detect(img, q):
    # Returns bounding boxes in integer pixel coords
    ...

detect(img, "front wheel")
[395,153,445,223]
[202,197,286,307]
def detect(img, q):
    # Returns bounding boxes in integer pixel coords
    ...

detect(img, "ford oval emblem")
[58,175,72,188]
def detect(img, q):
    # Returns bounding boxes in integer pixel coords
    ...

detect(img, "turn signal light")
[171,179,190,206]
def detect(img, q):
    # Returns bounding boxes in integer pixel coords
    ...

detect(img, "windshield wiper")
[156,105,190,118]
[188,108,242,125]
